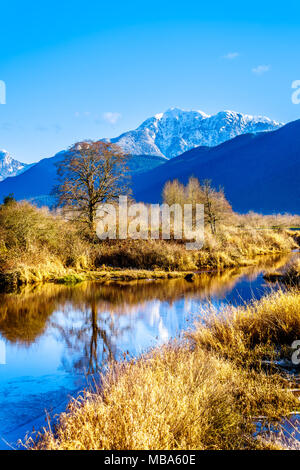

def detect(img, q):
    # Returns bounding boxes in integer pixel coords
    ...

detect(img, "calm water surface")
[0,253,297,449]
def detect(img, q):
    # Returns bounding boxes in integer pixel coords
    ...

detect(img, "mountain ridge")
[0,108,291,214]
[107,108,282,158]
[132,119,300,214]
[0,107,281,182]
[0,150,31,182]
[0,152,166,206]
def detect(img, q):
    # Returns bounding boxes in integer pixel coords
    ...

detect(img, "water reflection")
[0,253,295,448]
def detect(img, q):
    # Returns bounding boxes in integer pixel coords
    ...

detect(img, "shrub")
[0,201,91,272]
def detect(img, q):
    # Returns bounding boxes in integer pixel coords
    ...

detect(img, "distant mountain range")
[0,152,165,206]
[107,108,282,158]
[0,108,296,214]
[133,119,300,214]
[0,108,281,183]
[0,150,30,181]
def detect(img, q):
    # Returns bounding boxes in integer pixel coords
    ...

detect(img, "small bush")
[0,201,91,273]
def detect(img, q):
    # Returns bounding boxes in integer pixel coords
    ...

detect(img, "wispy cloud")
[223,52,240,60]
[74,111,122,125]
[102,112,122,125]
[252,65,271,75]
[74,111,92,118]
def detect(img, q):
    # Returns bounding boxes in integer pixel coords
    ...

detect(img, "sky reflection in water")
[0,253,295,448]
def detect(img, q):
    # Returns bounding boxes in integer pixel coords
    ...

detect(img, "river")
[0,252,297,449]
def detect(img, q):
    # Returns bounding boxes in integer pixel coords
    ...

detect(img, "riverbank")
[0,249,297,291]
[0,266,193,291]
[25,288,300,450]
[264,258,300,286]
[1,250,298,291]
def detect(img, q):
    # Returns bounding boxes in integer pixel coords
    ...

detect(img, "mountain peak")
[0,150,30,182]
[155,107,210,120]
[0,150,10,162]
[132,118,300,214]
[108,108,283,158]
[215,110,282,126]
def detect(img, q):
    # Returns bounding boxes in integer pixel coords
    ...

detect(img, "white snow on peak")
[0,150,29,181]
[108,108,283,159]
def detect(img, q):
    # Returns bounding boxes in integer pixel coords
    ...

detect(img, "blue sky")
[0,0,300,163]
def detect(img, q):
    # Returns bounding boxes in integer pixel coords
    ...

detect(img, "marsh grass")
[96,226,296,271]
[190,289,300,367]
[0,201,297,287]
[25,344,297,450]
[278,259,300,286]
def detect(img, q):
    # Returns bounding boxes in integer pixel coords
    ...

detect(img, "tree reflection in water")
[50,299,125,375]
[0,252,293,375]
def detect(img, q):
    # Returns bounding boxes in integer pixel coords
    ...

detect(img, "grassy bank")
[26,289,300,450]
[190,289,300,367]
[0,266,192,290]
[0,201,297,289]
[264,258,300,286]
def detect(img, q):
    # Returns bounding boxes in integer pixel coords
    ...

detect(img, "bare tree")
[163,177,233,234]
[53,141,131,231]
[162,179,185,206]
[202,180,232,234]
[185,177,202,205]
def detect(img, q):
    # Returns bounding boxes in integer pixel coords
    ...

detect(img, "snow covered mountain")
[0,108,282,182]
[0,150,29,182]
[108,108,283,158]
[133,119,300,213]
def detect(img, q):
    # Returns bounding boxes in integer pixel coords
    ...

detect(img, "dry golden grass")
[96,226,296,271]
[279,259,300,286]
[26,289,300,450]
[236,212,300,229]
[0,201,297,287]
[0,201,91,273]
[190,289,300,367]
[25,345,296,450]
